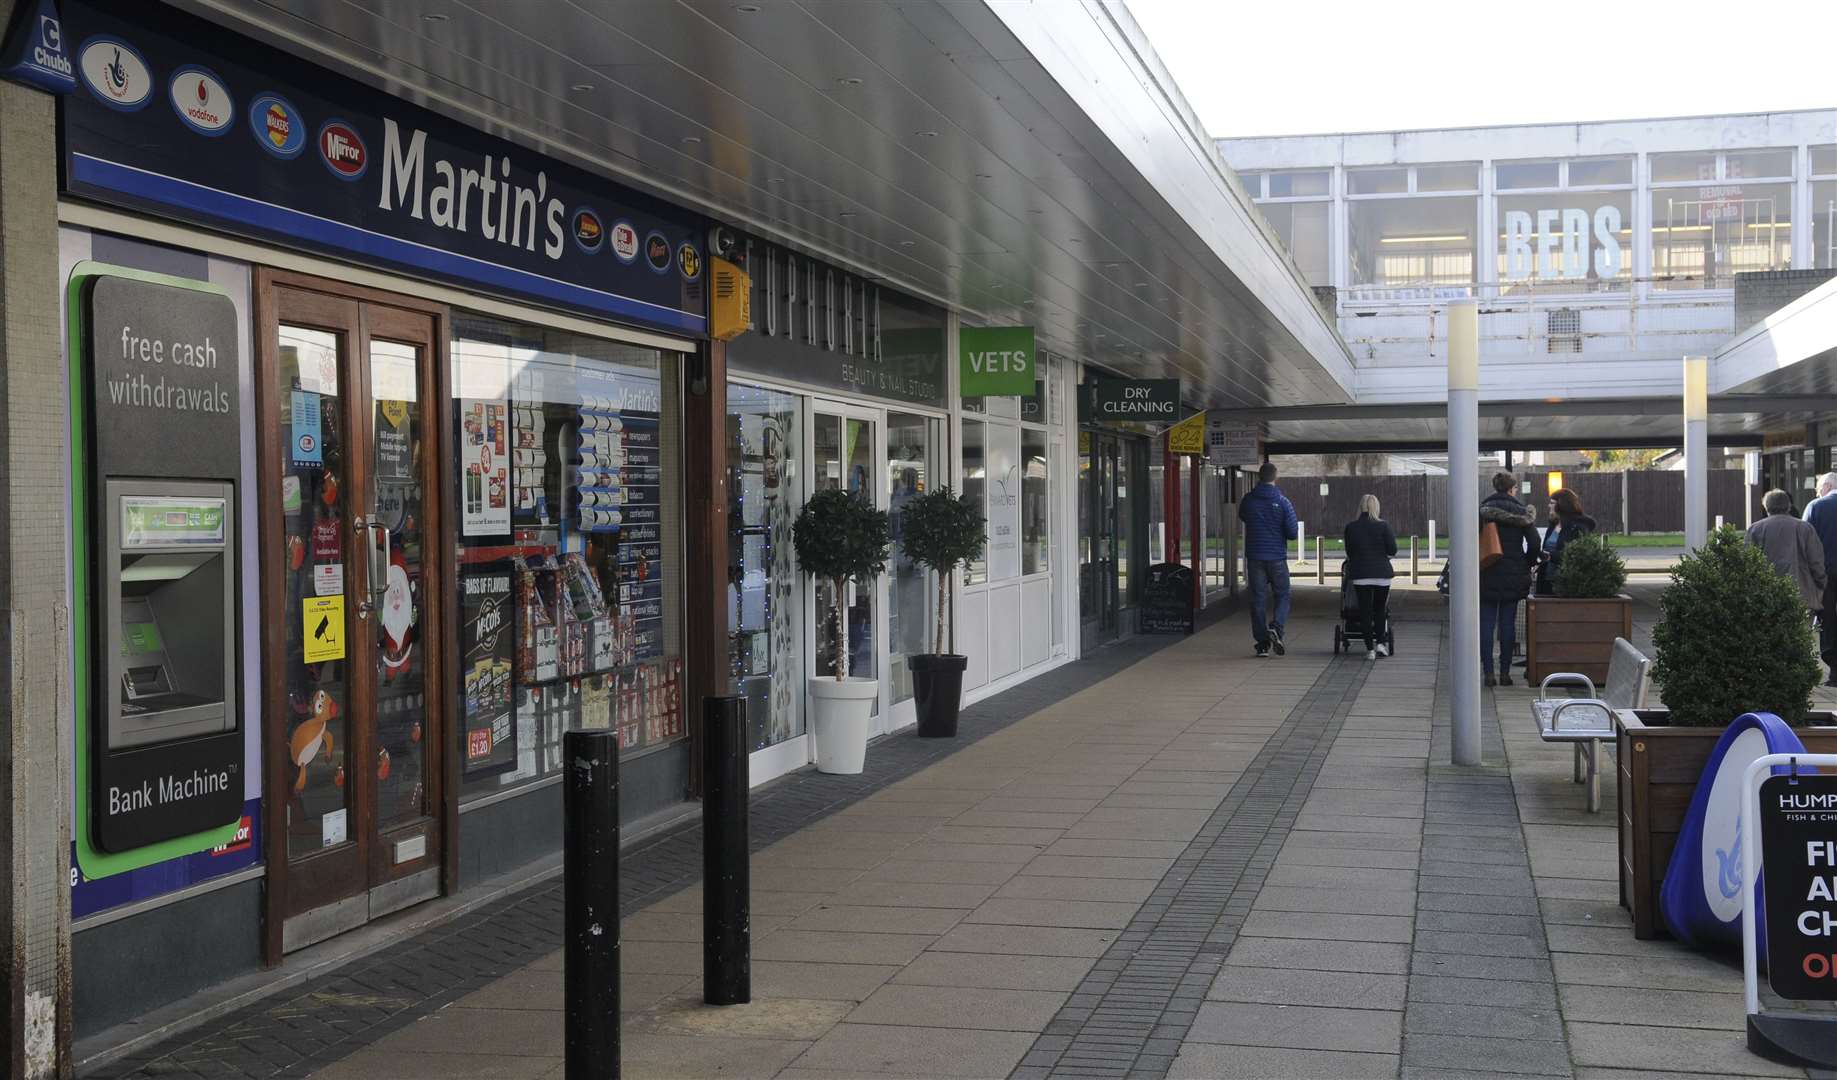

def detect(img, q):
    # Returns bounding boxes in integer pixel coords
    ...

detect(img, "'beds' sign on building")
[1503,206,1624,281]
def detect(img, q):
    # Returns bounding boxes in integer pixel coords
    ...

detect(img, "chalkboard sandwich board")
[1140,563,1194,635]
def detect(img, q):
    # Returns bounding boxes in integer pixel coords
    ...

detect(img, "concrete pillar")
[1683,355,1709,549]
[0,55,75,1080]
[1448,302,1481,767]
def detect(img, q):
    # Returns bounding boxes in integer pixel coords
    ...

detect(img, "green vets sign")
[960,325,1035,397]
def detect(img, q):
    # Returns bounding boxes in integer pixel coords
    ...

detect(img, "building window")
[1267,169,1330,197]
[1496,161,1560,190]
[1348,195,1478,292]
[961,418,987,585]
[1496,191,1633,292]
[1651,151,1719,183]
[726,382,803,751]
[1651,182,1791,289]
[452,314,683,799]
[1416,163,1479,192]
[1348,168,1407,195]
[1814,180,1837,271]
[1022,427,1049,575]
[1814,145,1837,176]
[1725,149,1795,180]
[1258,201,1331,285]
[1567,158,1633,186]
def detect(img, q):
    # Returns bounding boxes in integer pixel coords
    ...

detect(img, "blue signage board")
[59,0,707,336]
[0,0,76,95]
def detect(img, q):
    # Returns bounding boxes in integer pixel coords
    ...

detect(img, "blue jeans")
[1247,559,1292,646]
[1480,600,1519,675]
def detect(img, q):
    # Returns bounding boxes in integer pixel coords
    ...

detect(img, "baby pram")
[1333,577,1396,655]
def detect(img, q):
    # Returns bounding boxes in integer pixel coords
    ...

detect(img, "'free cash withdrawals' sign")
[960,325,1034,397]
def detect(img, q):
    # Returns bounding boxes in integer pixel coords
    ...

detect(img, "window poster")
[460,571,516,777]
[459,398,510,536]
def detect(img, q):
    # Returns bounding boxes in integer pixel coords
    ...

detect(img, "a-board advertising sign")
[1139,563,1194,635]
[1759,771,1837,1000]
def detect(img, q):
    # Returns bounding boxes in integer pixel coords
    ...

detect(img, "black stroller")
[1332,577,1395,655]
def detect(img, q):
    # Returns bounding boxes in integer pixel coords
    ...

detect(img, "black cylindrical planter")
[702,695,751,1005]
[909,654,968,738]
[564,728,620,1080]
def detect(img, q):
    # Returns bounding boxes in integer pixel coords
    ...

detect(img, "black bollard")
[703,695,751,1005]
[564,728,620,1080]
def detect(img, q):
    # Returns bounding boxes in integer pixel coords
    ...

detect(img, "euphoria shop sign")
[1760,772,1837,1000]
[59,0,706,335]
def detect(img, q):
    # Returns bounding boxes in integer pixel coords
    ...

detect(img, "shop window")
[1651,182,1791,289]
[1496,191,1633,292]
[1814,145,1837,177]
[1258,201,1331,286]
[1495,161,1559,190]
[1267,170,1330,197]
[1567,158,1633,186]
[1651,151,1718,183]
[451,315,683,800]
[1815,181,1837,271]
[1726,149,1794,179]
[962,419,987,585]
[1348,195,1477,290]
[888,411,944,702]
[1416,163,1478,192]
[1348,168,1407,195]
[726,382,803,751]
[1236,171,1264,198]
[1022,427,1049,575]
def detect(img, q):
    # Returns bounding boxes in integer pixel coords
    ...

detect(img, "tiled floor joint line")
[1012,655,1375,1080]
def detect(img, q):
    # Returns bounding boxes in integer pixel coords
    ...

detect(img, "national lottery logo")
[77,36,151,111]
[250,93,307,158]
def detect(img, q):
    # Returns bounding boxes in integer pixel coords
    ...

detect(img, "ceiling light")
[1134,282,1149,288]
[915,130,939,138]
[974,172,993,180]
[1067,237,1082,244]
[834,76,863,88]
[766,177,785,184]
[570,83,594,93]
[422,11,448,21]
[1378,234,1467,244]
[898,240,915,247]
[838,211,857,219]
[735,3,761,11]
[681,135,703,144]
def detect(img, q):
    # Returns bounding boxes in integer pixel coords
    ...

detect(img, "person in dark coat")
[1534,488,1599,596]
[1238,461,1298,657]
[1480,472,1538,686]
[1343,494,1398,659]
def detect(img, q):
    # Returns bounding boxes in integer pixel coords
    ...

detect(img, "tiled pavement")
[91,583,1823,1079]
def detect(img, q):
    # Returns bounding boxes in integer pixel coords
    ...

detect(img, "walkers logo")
[0,0,77,95]
[250,93,306,158]
[609,220,639,263]
[169,66,232,135]
[318,120,366,179]
[572,208,603,254]
[676,241,701,282]
[78,36,150,110]
[644,232,671,273]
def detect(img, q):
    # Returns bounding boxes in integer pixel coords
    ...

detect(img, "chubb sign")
[1503,206,1624,281]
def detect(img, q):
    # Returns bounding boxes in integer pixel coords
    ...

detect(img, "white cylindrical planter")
[809,677,878,774]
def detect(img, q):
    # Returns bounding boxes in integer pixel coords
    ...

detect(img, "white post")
[1684,355,1709,550]
[1744,451,1758,529]
[1715,515,1724,530]
[1449,302,1482,767]
[1428,518,1437,562]
[1296,520,1306,564]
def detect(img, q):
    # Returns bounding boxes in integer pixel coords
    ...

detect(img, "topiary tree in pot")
[791,488,889,774]
[1553,532,1628,598]
[1527,531,1633,684]
[896,487,987,737]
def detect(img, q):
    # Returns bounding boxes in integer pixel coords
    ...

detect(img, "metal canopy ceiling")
[168,0,1354,410]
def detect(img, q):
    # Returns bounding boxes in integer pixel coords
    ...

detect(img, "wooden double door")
[256,271,451,956]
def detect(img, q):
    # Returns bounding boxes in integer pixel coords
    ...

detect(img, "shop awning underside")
[171,0,1354,411]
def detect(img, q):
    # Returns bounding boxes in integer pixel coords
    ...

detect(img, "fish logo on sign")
[78,36,151,110]
[318,120,367,179]
[249,93,307,158]
[169,66,233,135]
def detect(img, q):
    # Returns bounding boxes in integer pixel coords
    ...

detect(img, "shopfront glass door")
[1081,431,1121,644]
[886,411,943,730]
[262,277,444,953]
[809,405,885,729]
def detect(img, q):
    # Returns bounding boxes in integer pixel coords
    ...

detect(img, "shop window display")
[453,315,683,799]
[726,383,804,750]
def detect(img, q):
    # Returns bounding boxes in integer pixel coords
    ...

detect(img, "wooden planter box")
[1526,595,1632,684]
[1613,709,1837,939]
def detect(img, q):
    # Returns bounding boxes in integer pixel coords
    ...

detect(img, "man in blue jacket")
[1804,472,1837,685]
[1238,462,1298,657]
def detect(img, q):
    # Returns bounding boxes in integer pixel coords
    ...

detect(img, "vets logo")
[169,66,233,135]
[78,37,151,111]
[318,120,367,179]
[250,93,307,158]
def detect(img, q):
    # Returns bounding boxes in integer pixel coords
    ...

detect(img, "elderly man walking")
[1748,488,1827,629]
[1804,473,1837,684]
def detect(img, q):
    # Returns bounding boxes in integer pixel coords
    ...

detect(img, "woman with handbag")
[1479,472,1539,686]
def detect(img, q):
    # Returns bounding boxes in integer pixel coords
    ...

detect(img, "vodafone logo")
[318,120,367,180]
[169,66,233,135]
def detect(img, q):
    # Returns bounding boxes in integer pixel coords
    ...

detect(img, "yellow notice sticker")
[302,595,345,663]
[380,400,409,428]
[1168,411,1206,456]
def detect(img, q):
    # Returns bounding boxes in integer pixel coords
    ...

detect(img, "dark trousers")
[1821,579,1837,677]
[1480,600,1519,675]
[1354,584,1390,651]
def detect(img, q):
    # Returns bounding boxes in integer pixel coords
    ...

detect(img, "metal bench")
[1530,637,1650,813]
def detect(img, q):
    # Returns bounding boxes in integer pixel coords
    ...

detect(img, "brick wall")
[1734,269,1837,334]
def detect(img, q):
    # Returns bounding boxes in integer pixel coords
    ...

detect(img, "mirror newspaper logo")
[318,120,367,180]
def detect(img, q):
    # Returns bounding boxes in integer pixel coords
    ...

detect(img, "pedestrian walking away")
[1479,471,1538,687]
[1534,487,1597,596]
[1239,461,1297,657]
[1803,472,1837,685]
[1748,487,1827,618]
[1343,493,1397,660]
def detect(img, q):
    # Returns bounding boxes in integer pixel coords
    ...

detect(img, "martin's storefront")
[42,0,714,1035]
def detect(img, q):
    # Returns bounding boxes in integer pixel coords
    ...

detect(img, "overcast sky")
[1124,0,1836,139]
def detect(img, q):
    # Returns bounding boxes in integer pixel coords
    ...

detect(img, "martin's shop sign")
[53,0,707,335]
[1082,378,1181,424]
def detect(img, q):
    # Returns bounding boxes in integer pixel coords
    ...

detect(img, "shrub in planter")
[896,487,987,737]
[1553,533,1627,598]
[791,488,890,774]
[1650,526,1821,727]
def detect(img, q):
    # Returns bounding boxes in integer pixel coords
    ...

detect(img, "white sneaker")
[1376,644,1390,658]
[1366,649,1377,660]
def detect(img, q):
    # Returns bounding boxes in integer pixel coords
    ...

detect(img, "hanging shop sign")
[59,0,706,335]
[1167,411,1206,456]
[1759,769,1837,1000]
[1207,418,1263,466]
[0,0,75,95]
[1083,378,1180,423]
[960,325,1035,397]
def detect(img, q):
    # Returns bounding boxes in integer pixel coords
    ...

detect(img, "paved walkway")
[94,584,1826,1079]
